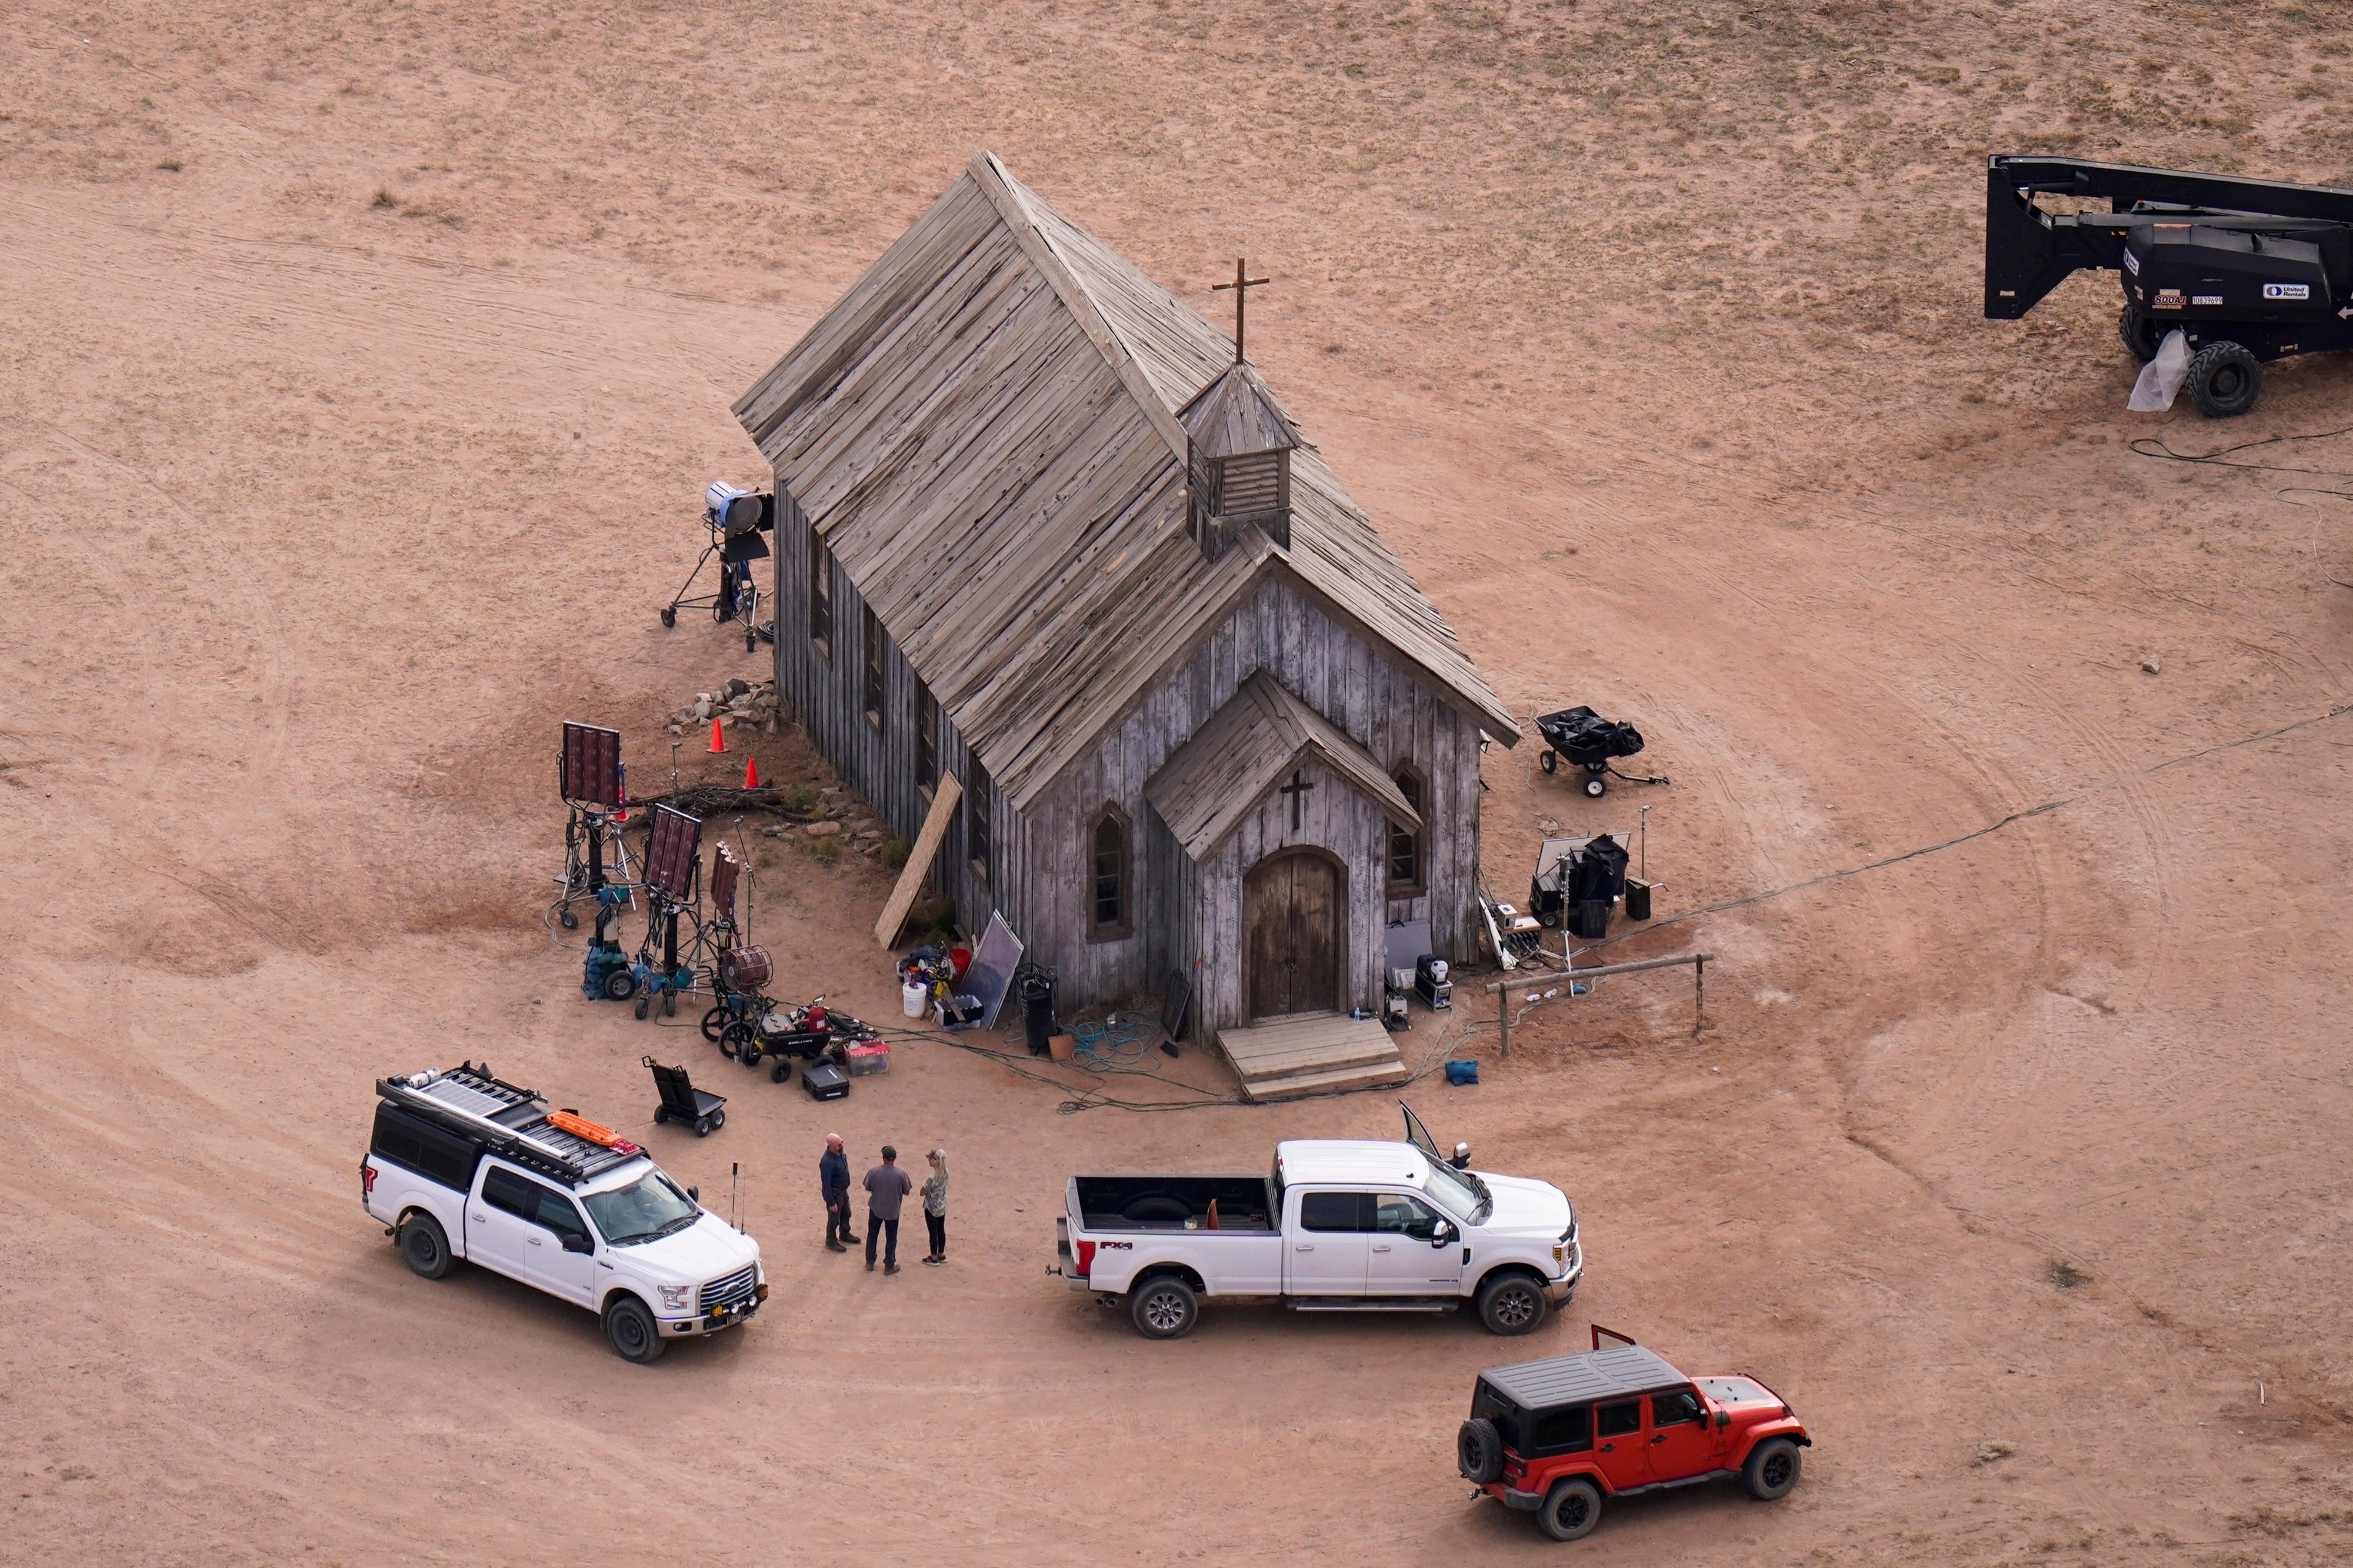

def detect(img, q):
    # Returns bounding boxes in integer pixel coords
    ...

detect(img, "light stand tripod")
[553,806,638,930]
[632,865,703,1022]
[659,484,772,653]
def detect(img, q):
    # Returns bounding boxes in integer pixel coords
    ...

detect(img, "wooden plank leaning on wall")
[875,772,965,948]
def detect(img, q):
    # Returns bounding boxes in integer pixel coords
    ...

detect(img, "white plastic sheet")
[2128,329,2191,412]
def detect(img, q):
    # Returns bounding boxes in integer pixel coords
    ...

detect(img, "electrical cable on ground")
[2130,426,2353,588]
[1575,695,2353,956]
[2129,424,2353,479]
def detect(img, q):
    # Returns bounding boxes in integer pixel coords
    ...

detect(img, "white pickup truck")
[362,1062,765,1363]
[1055,1103,1581,1339]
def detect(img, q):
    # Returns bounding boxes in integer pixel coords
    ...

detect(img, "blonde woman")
[920,1148,949,1266]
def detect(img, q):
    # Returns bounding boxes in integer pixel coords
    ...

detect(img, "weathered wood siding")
[769,486,1025,943]
[777,485,1482,1022]
[1192,754,1386,1030]
[1025,575,1484,1032]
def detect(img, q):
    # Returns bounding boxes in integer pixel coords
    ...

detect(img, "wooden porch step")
[1235,1057,1410,1103]
[1231,1035,1401,1080]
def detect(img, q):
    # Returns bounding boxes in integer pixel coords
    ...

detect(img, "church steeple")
[1181,359,1300,558]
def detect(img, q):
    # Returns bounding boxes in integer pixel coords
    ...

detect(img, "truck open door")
[1401,1100,1445,1165]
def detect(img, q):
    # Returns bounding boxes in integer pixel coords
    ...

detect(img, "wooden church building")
[734,152,1519,1087]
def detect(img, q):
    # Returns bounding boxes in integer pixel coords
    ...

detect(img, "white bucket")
[901,980,926,1019]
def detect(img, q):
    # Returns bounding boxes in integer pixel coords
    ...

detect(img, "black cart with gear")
[644,1056,727,1137]
[1533,707,1665,798]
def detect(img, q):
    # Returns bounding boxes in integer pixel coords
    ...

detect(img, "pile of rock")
[758,783,896,859]
[666,677,781,736]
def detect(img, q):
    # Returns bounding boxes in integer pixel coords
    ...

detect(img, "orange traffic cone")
[743,755,761,789]
[708,716,727,754]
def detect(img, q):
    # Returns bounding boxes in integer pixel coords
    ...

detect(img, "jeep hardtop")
[1457,1328,1811,1542]
[362,1062,764,1363]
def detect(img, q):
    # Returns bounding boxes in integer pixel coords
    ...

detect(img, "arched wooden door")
[1244,848,1344,1020]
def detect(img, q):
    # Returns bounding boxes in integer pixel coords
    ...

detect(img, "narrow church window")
[914,683,938,796]
[808,530,833,659]
[1388,765,1425,896]
[965,758,992,880]
[1087,805,1132,942]
[862,605,885,726]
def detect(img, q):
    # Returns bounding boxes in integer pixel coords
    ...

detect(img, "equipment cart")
[644,1056,727,1137]
[1533,707,1658,798]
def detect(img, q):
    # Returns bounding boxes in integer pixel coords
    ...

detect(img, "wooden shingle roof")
[1145,671,1421,862]
[731,151,1518,808]
[1180,362,1299,458]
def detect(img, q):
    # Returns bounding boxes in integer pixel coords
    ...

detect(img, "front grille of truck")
[699,1264,758,1313]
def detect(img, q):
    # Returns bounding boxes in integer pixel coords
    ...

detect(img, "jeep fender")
[1535,1463,1614,1499]
[1731,1419,1812,1467]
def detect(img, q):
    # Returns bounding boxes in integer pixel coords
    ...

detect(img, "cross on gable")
[1278,768,1314,830]
[1211,257,1271,363]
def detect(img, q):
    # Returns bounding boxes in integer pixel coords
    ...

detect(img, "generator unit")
[1985,154,2353,417]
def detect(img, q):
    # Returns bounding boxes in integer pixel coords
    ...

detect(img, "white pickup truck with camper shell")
[362,1062,765,1363]
[1054,1103,1581,1339]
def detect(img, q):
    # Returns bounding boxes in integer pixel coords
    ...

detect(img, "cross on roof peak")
[1211,258,1271,364]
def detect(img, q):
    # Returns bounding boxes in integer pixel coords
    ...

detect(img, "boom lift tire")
[397,1212,455,1280]
[2118,306,2163,363]
[1742,1436,1802,1500]
[603,1294,666,1363]
[1538,1477,1604,1542]
[2187,341,2262,418]
[1477,1271,1549,1336]
[1128,1274,1199,1339]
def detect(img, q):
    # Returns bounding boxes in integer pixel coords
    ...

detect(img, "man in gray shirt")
[863,1145,915,1275]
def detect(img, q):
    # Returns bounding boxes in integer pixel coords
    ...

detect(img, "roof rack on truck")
[374,1062,642,1187]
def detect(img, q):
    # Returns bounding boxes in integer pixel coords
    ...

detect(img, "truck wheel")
[2187,341,2262,418]
[397,1213,455,1280]
[1538,1477,1604,1542]
[604,1295,666,1363]
[1457,1417,1504,1483]
[2118,305,2162,363]
[1478,1272,1549,1336]
[1742,1437,1801,1500]
[1129,1275,1199,1339]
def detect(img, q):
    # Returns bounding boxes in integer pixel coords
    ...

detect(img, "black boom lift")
[1985,154,2353,417]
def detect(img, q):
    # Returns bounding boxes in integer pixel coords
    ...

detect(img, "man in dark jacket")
[863,1145,915,1275]
[820,1133,856,1253]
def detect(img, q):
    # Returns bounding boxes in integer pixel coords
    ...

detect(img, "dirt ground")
[6,0,2352,1562]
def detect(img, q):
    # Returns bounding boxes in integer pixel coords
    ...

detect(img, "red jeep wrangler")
[1457,1328,1811,1541]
